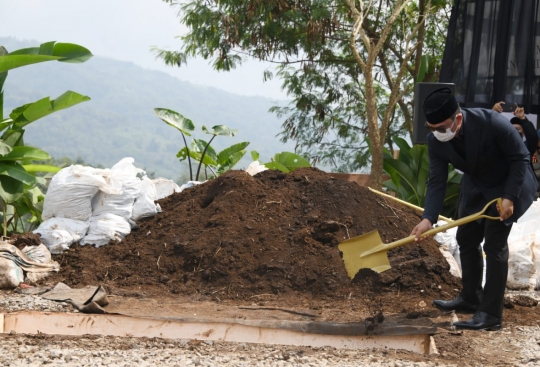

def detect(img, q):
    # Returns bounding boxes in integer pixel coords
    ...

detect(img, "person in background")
[492,102,537,160]
[533,131,540,199]
[411,88,536,331]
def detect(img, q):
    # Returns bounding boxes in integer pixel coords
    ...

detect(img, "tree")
[155,0,449,189]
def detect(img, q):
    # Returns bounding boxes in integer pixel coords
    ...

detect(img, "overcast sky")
[0,0,287,100]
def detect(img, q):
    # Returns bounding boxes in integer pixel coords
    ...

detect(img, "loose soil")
[22,168,540,365]
[43,168,462,313]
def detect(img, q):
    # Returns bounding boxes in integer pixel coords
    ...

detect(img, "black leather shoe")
[433,296,478,312]
[453,311,502,331]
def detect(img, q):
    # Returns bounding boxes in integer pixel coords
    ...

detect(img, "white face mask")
[433,118,457,142]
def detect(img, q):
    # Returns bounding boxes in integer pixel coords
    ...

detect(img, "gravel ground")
[0,335,437,367]
[1,290,540,366]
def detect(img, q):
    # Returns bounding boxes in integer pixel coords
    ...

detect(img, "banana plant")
[0,41,93,236]
[251,150,311,173]
[382,136,462,218]
[154,108,247,181]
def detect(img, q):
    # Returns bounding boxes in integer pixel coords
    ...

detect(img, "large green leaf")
[0,46,7,120]
[0,162,35,186]
[10,92,90,127]
[217,142,249,165]
[409,144,430,204]
[177,146,218,167]
[154,108,195,136]
[383,179,408,199]
[392,136,412,166]
[383,159,419,204]
[264,161,290,173]
[0,42,93,73]
[0,141,12,156]
[218,150,247,173]
[417,54,429,83]
[0,175,25,203]
[202,125,238,137]
[22,164,61,174]
[251,150,260,161]
[191,139,218,166]
[1,129,23,147]
[0,118,13,131]
[267,152,311,172]
[0,146,50,161]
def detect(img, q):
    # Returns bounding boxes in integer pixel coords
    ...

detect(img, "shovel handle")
[361,198,502,257]
[367,187,454,222]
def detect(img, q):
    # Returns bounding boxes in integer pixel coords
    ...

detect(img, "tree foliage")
[155,0,451,187]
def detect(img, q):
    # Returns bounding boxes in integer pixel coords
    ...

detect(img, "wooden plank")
[2,311,434,354]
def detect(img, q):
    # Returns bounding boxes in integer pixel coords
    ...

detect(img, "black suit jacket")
[422,108,536,224]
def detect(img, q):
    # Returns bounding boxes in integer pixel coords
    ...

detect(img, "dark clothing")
[456,205,512,318]
[422,108,536,225]
[421,108,536,318]
[532,152,540,199]
[514,118,537,160]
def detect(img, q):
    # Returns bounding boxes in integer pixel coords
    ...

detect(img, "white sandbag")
[508,199,540,290]
[433,221,461,270]
[42,165,122,222]
[22,243,52,264]
[533,239,540,290]
[153,177,182,199]
[34,218,90,254]
[506,234,537,290]
[0,258,24,289]
[80,213,131,247]
[92,158,143,220]
[246,161,268,176]
[439,246,462,278]
[131,177,162,221]
[21,244,55,283]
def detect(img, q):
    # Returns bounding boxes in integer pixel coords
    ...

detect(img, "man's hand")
[492,101,505,113]
[497,198,514,221]
[410,218,433,242]
[513,105,526,120]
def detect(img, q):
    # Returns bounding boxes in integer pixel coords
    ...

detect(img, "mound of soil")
[45,168,461,313]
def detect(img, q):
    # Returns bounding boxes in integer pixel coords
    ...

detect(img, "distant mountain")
[0,37,294,181]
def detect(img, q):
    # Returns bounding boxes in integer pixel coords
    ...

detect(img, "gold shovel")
[367,187,454,223]
[338,198,502,278]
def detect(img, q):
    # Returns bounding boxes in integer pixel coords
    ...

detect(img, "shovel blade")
[338,230,391,279]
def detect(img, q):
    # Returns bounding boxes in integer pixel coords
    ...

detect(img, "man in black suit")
[410,87,536,331]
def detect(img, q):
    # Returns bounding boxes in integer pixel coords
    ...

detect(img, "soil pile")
[46,168,460,310]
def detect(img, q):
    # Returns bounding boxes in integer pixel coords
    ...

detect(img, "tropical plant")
[154,0,451,188]
[154,108,248,181]
[382,137,461,218]
[0,41,93,235]
[251,150,311,173]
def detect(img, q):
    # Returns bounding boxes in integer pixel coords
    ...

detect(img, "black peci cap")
[423,87,459,124]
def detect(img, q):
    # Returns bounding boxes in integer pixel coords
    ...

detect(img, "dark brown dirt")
[34,168,540,334]
[43,168,462,315]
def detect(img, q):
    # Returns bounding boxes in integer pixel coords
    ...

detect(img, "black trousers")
[455,205,513,318]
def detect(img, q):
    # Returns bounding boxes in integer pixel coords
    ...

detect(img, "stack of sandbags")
[34,158,183,253]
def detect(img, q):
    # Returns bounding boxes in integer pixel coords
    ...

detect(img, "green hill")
[0,37,293,181]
